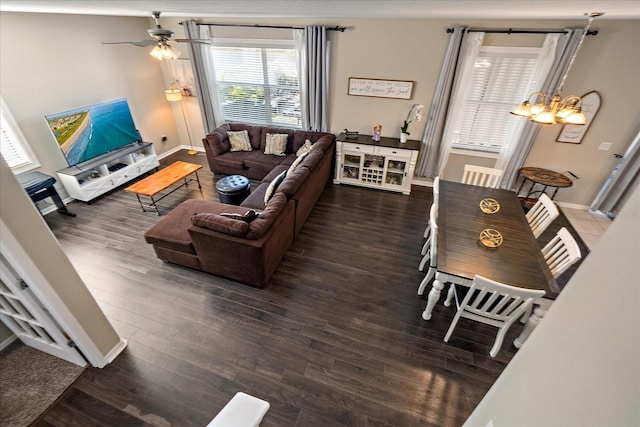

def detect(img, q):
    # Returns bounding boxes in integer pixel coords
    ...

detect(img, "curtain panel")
[294,26,330,132]
[415,26,467,178]
[184,21,220,134]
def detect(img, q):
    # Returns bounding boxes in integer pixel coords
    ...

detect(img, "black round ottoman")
[216,175,251,205]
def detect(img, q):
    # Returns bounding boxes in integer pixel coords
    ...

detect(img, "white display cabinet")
[57,142,159,202]
[334,134,419,195]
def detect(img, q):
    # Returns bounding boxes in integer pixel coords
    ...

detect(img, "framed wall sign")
[556,91,601,144]
[347,77,414,100]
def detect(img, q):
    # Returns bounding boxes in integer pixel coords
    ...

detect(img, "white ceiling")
[1,0,639,20]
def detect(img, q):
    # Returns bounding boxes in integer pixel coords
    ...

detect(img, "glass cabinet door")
[384,159,407,187]
[342,153,362,181]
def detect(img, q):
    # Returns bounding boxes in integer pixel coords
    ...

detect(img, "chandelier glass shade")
[150,42,181,60]
[511,12,603,125]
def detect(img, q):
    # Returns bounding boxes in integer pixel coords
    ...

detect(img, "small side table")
[517,167,572,209]
[17,171,76,217]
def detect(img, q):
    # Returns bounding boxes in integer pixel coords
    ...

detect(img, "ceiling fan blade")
[102,39,158,47]
[173,38,212,45]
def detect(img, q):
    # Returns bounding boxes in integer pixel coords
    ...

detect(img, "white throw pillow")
[286,150,310,177]
[264,133,288,156]
[264,170,287,205]
[296,139,313,157]
[227,130,252,152]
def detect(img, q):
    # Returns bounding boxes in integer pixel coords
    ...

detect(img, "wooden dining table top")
[438,180,558,298]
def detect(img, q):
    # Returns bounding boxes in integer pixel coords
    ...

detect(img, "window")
[0,96,40,174]
[451,47,542,154]
[209,39,301,128]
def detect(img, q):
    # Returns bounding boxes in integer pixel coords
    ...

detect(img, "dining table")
[421,180,559,347]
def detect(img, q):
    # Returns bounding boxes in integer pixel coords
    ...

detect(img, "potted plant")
[400,103,424,143]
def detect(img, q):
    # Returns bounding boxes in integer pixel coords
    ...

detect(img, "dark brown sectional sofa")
[144,124,335,287]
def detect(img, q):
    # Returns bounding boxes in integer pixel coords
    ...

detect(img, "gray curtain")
[415,26,466,177]
[183,20,218,133]
[499,28,584,189]
[298,26,330,132]
[591,128,640,215]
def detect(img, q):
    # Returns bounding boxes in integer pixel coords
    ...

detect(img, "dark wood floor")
[35,150,587,427]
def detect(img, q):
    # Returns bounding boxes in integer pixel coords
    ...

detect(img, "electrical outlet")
[598,141,612,151]
[161,135,168,142]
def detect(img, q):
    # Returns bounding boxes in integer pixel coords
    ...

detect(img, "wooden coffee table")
[125,161,202,215]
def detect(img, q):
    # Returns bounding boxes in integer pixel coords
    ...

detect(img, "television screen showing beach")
[46,98,140,166]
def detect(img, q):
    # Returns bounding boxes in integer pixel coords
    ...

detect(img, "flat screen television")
[45,98,141,167]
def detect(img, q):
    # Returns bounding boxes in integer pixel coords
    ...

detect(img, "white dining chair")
[526,193,560,238]
[462,164,503,189]
[421,176,440,256]
[519,226,582,324]
[418,204,438,292]
[444,275,545,357]
[542,226,582,279]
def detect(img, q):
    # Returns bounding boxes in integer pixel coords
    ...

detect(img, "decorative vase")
[400,132,408,143]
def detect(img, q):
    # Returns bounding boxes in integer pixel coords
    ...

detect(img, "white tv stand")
[57,142,159,202]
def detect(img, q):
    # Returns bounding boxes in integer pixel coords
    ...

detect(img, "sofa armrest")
[202,124,231,157]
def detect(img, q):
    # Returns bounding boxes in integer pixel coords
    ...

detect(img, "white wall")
[464,182,640,426]
[0,12,181,199]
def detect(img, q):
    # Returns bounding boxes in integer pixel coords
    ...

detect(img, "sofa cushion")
[264,170,287,205]
[278,166,310,198]
[286,150,310,177]
[260,127,296,152]
[228,130,252,152]
[264,133,288,156]
[244,151,286,174]
[247,192,287,240]
[240,183,269,210]
[229,123,263,149]
[144,199,221,254]
[212,151,251,170]
[191,213,249,237]
[311,136,333,153]
[296,139,313,157]
[299,149,324,172]
[262,165,289,183]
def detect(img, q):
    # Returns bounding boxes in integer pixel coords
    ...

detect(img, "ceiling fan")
[102,11,209,60]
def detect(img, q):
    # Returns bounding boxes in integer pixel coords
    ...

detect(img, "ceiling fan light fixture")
[149,43,181,60]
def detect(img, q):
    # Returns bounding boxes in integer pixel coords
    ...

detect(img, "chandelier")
[510,12,603,125]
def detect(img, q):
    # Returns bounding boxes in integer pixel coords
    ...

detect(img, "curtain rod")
[447,28,598,35]
[181,21,346,32]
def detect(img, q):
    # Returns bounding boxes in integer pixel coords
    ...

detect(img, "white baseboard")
[411,176,434,188]
[0,334,18,351]
[159,145,205,159]
[95,338,128,368]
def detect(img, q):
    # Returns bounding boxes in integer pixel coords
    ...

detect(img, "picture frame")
[347,77,414,100]
[556,91,601,144]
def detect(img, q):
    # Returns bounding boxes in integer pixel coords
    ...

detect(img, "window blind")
[452,49,539,153]
[211,43,301,128]
[0,98,39,172]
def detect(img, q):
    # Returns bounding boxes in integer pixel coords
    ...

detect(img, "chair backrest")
[462,164,503,189]
[459,275,546,326]
[429,203,438,266]
[526,193,560,238]
[541,227,582,278]
[432,176,440,205]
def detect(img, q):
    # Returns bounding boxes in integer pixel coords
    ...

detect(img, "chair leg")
[420,235,431,256]
[423,222,430,239]
[444,309,463,342]
[418,249,430,271]
[490,326,510,357]
[417,266,435,295]
[444,283,455,307]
